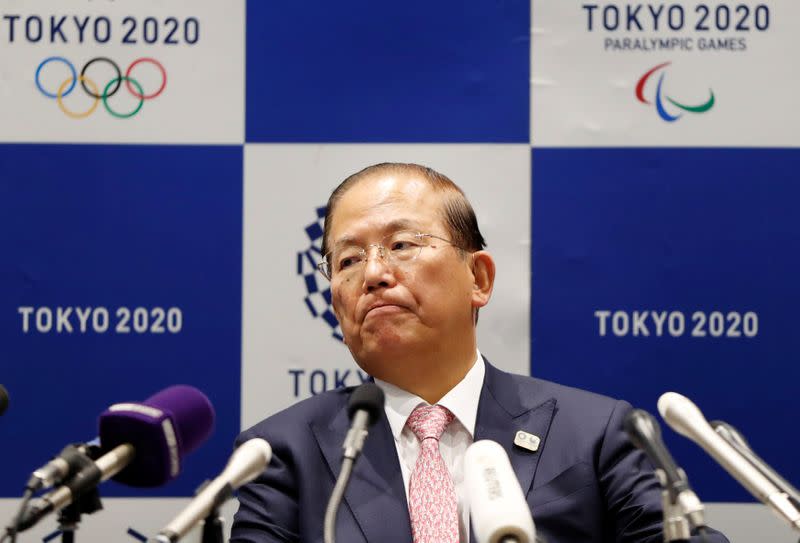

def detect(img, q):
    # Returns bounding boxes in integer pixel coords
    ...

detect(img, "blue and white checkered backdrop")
[2,1,798,540]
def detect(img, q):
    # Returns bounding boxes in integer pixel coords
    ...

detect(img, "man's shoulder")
[485,362,629,422]
[488,364,634,449]
[491,363,623,406]
[235,387,352,445]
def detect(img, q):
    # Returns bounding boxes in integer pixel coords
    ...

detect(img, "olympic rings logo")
[35,56,167,119]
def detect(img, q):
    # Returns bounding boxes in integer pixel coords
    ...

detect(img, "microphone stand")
[200,506,224,543]
[56,492,103,543]
[323,457,355,543]
[195,479,233,543]
[659,483,690,543]
[55,446,104,543]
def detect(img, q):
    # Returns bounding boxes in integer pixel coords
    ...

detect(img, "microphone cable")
[4,487,34,543]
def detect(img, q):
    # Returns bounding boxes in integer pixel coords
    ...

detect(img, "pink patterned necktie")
[406,404,459,543]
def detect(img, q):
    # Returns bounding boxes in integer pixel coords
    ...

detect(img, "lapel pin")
[514,431,541,452]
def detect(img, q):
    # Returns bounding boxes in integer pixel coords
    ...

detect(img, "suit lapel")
[312,399,411,543]
[474,361,557,495]
[311,362,554,542]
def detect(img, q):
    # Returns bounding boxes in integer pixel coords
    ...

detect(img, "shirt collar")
[374,350,485,441]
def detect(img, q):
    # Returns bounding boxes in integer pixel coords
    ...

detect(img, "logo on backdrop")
[35,56,167,119]
[635,62,715,122]
[297,206,343,342]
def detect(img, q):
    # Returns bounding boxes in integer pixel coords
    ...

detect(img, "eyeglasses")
[317,230,461,281]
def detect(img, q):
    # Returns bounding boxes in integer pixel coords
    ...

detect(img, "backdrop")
[1,0,797,541]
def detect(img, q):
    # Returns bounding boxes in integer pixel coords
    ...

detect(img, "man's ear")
[470,251,495,309]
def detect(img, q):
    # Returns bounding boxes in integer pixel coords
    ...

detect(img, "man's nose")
[362,245,396,291]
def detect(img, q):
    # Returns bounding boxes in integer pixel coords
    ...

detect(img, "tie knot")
[406,404,454,441]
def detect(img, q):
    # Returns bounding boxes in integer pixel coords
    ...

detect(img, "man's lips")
[363,303,406,320]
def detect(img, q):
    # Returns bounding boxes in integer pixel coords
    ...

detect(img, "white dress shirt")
[374,351,485,543]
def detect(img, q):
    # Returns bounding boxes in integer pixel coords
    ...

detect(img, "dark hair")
[321,162,486,257]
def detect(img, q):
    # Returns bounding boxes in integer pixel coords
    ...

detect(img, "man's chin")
[353,331,421,369]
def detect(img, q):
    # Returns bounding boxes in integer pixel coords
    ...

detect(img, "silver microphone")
[151,438,271,543]
[28,443,94,491]
[658,392,800,531]
[18,444,135,531]
[710,420,800,508]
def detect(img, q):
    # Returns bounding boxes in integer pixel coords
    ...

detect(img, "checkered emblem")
[297,206,343,341]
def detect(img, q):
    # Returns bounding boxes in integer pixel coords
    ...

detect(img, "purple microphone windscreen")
[98,385,215,487]
[0,384,8,416]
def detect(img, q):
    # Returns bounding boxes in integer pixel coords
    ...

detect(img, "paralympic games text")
[0,15,199,45]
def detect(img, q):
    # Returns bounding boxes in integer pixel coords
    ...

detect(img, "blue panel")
[0,144,242,497]
[532,147,800,502]
[246,0,529,142]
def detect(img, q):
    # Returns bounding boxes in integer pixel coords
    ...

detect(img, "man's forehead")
[343,171,433,201]
[329,174,443,234]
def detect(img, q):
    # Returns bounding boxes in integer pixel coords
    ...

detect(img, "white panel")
[0,0,244,144]
[241,144,531,429]
[532,1,800,147]
[705,502,798,542]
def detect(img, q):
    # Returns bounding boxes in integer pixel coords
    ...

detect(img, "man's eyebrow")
[331,219,419,248]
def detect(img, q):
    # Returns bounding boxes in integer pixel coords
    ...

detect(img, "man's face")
[327,173,478,381]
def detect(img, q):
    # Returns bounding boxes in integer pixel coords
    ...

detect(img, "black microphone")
[323,383,385,543]
[0,384,8,416]
[710,420,800,508]
[624,409,705,531]
[342,383,384,460]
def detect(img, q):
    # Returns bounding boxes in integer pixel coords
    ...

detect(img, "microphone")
[710,420,800,507]
[0,384,8,416]
[323,383,385,543]
[658,392,800,531]
[16,444,135,531]
[464,440,535,543]
[342,383,385,460]
[26,443,95,493]
[14,385,215,533]
[150,438,272,543]
[623,409,705,530]
[98,385,215,487]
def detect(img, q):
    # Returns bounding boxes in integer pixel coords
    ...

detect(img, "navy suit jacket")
[231,361,727,543]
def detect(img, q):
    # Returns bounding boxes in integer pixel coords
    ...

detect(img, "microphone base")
[201,513,225,543]
[660,488,692,542]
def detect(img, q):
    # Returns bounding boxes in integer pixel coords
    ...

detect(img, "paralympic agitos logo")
[35,56,167,119]
[636,62,715,122]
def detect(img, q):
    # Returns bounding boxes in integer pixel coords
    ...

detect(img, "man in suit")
[231,163,727,542]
